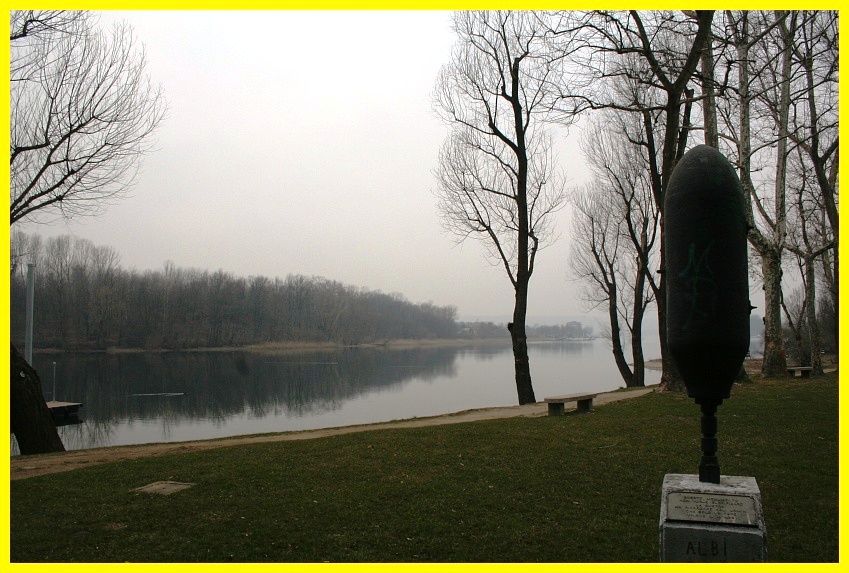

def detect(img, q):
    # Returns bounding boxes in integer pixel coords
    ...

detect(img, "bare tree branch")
[10,11,166,225]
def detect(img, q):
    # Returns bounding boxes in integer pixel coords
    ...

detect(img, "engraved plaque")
[667,492,758,526]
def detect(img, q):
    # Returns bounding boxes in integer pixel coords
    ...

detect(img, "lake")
[21,338,669,452]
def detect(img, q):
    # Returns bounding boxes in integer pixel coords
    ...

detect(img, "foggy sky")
[14,10,771,332]
[18,10,599,325]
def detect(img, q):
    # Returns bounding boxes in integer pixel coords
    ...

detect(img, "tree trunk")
[630,300,646,389]
[657,235,685,392]
[761,251,788,376]
[10,343,65,455]
[804,256,824,375]
[607,286,636,387]
[510,282,536,405]
[658,335,685,391]
[629,241,649,388]
[821,248,838,358]
[700,25,718,148]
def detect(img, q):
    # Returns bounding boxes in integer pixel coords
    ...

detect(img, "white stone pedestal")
[659,474,766,562]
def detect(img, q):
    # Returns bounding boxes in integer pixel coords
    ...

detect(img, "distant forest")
[11,233,594,351]
[10,232,460,350]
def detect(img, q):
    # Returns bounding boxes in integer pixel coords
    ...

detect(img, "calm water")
[23,339,665,452]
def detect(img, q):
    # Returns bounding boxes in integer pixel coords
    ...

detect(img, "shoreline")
[11,386,654,480]
[29,337,601,355]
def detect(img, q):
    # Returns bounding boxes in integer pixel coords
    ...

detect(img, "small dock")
[46,401,83,425]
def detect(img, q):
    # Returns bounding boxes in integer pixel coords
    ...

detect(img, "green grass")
[11,374,838,562]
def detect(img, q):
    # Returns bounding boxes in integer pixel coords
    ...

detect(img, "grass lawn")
[10,373,838,563]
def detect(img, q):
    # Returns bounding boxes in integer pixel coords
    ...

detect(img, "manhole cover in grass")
[132,481,195,495]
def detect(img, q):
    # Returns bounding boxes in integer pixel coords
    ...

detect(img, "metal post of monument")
[658,145,767,562]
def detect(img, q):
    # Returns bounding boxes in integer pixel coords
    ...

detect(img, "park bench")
[787,366,813,378]
[543,393,597,416]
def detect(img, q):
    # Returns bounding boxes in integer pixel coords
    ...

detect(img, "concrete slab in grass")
[132,481,195,495]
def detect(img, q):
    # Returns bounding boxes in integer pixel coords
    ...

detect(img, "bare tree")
[719,11,795,376]
[550,10,714,391]
[785,11,838,359]
[785,145,834,374]
[10,10,166,225]
[569,181,656,388]
[716,11,837,375]
[781,285,810,365]
[433,11,566,404]
[785,11,839,250]
[552,10,834,384]
[9,10,164,455]
[570,112,659,388]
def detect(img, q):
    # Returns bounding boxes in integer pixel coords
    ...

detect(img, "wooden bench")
[544,393,597,416]
[787,366,813,378]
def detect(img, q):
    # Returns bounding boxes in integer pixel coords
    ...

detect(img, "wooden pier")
[46,401,83,425]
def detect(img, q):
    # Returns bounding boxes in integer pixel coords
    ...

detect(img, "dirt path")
[11,387,654,481]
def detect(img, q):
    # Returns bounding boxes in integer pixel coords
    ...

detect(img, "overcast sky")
[18,10,609,324]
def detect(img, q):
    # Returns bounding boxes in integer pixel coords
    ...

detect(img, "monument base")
[659,474,766,562]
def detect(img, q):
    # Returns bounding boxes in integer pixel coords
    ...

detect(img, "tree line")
[11,232,459,350]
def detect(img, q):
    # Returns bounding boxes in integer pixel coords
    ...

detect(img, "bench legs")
[547,402,565,416]
[547,399,593,416]
[576,398,593,413]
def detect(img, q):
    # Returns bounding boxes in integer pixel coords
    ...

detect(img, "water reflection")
[529,340,595,355]
[21,346,473,451]
[33,346,460,422]
[17,340,659,453]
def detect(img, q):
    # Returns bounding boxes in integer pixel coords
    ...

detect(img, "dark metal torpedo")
[664,144,751,484]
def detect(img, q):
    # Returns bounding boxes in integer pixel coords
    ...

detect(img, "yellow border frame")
[2,6,844,573]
